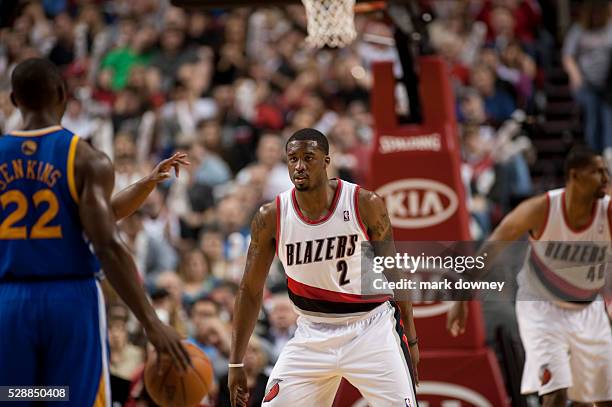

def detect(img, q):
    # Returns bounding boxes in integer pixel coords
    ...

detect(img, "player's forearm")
[111,176,156,221]
[230,285,263,363]
[395,300,417,341]
[96,238,159,330]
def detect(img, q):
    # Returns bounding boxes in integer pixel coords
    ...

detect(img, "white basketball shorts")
[516,299,612,403]
[261,301,418,407]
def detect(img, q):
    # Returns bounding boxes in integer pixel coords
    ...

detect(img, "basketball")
[144,342,213,407]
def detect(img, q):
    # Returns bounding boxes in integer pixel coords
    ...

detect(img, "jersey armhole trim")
[354,186,370,241]
[67,135,80,204]
[530,193,549,240]
[275,196,280,257]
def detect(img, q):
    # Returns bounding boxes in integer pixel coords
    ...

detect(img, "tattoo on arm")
[252,210,266,238]
[244,211,265,271]
[244,205,276,272]
[370,212,393,241]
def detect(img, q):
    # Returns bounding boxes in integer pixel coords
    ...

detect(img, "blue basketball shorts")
[0,278,110,407]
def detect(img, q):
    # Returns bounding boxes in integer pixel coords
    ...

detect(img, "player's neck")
[294,178,337,221]
[20,112,61,131]
[564,187,595,223]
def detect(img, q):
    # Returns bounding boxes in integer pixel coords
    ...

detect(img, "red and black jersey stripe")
[288,290,386,314]
[287,277,390,314]
[529,251,599,303]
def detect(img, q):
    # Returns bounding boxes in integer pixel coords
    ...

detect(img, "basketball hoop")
[301,0,356,48]
[300,0,388,48]
[171,0,389,48]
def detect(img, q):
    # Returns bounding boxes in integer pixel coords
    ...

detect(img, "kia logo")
[376,179,458,228]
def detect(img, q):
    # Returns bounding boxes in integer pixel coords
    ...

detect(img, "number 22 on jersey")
[0,189,62,239]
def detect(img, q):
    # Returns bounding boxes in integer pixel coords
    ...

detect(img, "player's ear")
[569,168,578,181]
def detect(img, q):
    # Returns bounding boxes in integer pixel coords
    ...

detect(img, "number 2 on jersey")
[337,259,350,286]
[0,189,62,239]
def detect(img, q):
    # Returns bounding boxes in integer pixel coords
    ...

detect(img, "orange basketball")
[144,341,214,407]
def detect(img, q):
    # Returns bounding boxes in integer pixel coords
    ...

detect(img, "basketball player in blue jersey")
[447,147,612,406]
[229,128,419,407]
[0,58,191,406]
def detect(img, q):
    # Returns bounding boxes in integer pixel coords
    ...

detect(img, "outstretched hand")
[147,152,190,183]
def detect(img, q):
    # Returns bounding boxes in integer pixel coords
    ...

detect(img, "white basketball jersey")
[518,188,611,308]
[276,179,391,322]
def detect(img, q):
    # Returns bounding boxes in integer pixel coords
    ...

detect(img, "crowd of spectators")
[428,0,547,238]
[562,0,612,160]
[0,0,598,405]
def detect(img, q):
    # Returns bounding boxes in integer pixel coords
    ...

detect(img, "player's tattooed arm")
[230,202,276,406]
[240,203,276,299]
[368,207,393,242]
[358,188,394,244]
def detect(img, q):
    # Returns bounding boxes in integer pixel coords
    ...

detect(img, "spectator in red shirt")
[477,0,541,46]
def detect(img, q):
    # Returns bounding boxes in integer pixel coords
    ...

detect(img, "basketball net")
[301,0,357,48]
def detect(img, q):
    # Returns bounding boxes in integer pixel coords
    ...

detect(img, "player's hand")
[228,366,249,407]
[409,342,420,386]
[446,301,468,337]
[147,152,190,183]
[145,320,192,373]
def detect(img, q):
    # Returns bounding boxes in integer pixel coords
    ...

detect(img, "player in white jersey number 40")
[447,146,612,407]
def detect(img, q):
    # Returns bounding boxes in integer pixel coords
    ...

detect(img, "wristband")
[407,337,418,347]
[228,363,244,368]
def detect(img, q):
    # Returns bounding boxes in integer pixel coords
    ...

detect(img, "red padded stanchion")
[367,57,469,241]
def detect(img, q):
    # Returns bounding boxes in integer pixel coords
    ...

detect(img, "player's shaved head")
[11,58,64,111]
[286,128,329,155]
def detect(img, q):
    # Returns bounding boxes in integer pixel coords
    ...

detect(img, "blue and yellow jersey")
[0,126,99,280]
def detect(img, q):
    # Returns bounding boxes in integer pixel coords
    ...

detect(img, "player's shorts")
[262,301,418,407]
[516,298,612,403]
[0,278,110,407]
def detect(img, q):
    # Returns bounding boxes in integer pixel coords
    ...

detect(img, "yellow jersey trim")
[67,135,80,204]
[92,373,106,407]
[10,125,63,137]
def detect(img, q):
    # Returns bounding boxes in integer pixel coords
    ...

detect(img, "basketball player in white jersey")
[228,128,419,407]
[447,147,612,406]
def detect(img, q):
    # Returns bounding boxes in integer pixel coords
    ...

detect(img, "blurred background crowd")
[0,0,610,405]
